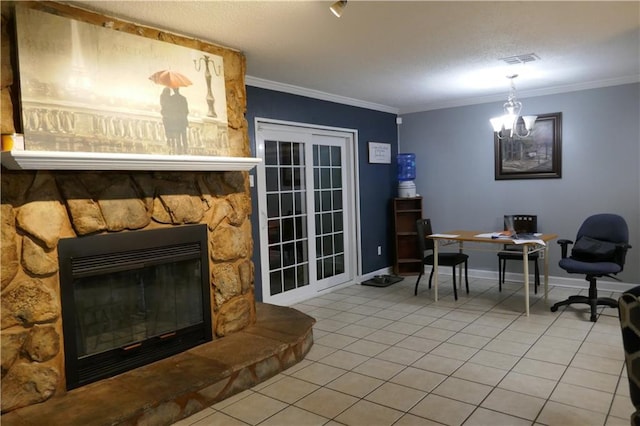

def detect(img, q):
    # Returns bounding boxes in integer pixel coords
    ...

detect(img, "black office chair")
[550,213,631,322]
[415,218,469,300]
[497,214,539,294]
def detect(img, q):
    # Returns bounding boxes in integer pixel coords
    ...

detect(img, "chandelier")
[490,75,537,140]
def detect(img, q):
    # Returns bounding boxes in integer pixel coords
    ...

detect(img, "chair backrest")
[504,214,537,234]
[574,213,630,267]
[416,218,434,257]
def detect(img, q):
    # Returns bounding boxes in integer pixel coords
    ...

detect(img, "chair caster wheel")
[550,305,558,312]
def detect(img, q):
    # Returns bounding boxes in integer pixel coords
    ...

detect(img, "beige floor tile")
[544,325,589,341]
[365,329,408,345]
[383,321,424,335]
[376,346,424,365]
[219,393,288,425]
[442,310,483,323]
[498,371,557,399]
[429,318,469,332]
[496,329,540,345]
[535,335,583,352]
[606,414,632,426]
[524,345,576,365]
[432,376,492,405]
[390,366,447,392]
[399,313,438,326]
[468,349,520,370]
[570,353,625,375]
[579,341,626,361]
[463,407,532,426]
[290,362,347,386]
[452,361,508,386]
[257,376,319,404]
[413,325,457,342]
[332,312,368,324]
[409,394,475,425]
[537,400,607,426]
[374,309,411,321]
[325,371,384,398]
[610,392,634,420]
[342,338,389,356]
[512,358,566,381]
[314,318,350,333]
[460,323,504,338]
[356,316,395,329]
[446,332,491,349]
[481,387,545,420]
[394,413,443,425]
[334,399,404,426]
[430,342,479,361]
[304,344,338,361]
[550,382,614,414]
[561,366,618,393]
[365,382,428,412]
[212,389,254,410]
[483,338,531,357]
[317,349,369,370]
[412,353,465,375]
[294,387,358,419]
[314,333,359,349]
[395,335,441,353]
[353,357,405,380]
[258,406,328,426]
[335,323,377,338]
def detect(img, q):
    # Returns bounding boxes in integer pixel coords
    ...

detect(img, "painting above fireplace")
[58,224,212,390]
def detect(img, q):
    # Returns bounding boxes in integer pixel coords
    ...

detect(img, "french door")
[255,121,358,305]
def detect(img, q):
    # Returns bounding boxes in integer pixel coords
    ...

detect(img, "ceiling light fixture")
[490,74,536,140]
[330,0,347,18]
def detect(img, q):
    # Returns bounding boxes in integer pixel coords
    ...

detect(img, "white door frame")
[254,118,361,305]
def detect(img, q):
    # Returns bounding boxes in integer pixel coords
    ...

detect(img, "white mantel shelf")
[1,150,262,171]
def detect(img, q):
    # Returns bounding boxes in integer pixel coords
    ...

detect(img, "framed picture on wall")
[494,112,562,180]
[368,142,391,164]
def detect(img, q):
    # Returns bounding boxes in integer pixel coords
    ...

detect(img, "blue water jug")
[397,153,416,181]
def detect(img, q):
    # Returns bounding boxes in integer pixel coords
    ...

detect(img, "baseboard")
[435,267,638,293]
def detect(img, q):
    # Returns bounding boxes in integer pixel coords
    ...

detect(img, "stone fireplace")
[1,3,314,422]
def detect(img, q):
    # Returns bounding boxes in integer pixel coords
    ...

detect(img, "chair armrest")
[614,242,633,269]
[557,239,573,259]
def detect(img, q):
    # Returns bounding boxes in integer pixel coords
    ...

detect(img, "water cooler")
[397,153,416,197]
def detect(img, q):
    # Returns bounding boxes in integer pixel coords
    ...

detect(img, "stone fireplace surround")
[0,2,315,424]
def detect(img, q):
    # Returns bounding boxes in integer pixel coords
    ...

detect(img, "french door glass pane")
[265,140,309,296]
[313,144,345,281]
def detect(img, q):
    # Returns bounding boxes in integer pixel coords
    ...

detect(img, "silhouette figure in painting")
[159,87,189,154]
[160,87,177,153]
[171,88,189,154]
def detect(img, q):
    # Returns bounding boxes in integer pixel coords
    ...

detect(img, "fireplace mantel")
[1,150,261,171]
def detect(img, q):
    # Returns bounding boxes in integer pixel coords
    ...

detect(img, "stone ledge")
[1,303,315,426]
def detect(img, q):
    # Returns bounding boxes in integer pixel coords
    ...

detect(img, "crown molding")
[245,76,399,115]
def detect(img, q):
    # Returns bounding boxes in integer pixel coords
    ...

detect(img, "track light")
[330,0,347,18]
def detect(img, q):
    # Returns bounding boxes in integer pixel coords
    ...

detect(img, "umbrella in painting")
[148,70,193,88]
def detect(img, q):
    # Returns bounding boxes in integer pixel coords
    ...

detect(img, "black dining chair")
[551,213,632,322]
[497,214,540,294]
[415,218,469,300]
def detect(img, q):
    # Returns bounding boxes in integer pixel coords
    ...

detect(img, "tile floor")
[174,276,634,426]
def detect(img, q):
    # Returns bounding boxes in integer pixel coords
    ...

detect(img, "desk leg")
[458,241,464,288]
[433,240,439,302]
[544,244,549,303]
[523,246,530,317]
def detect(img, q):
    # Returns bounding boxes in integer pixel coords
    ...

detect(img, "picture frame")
[494,112,562,180]
[14,4,229,156]
[368,142,391,164]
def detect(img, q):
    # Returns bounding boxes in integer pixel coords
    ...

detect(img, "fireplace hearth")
[58,225,212,390]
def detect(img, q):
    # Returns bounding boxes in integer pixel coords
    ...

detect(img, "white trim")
[399,75,640,114]
[0,150,261,171]
[246,76,399,115]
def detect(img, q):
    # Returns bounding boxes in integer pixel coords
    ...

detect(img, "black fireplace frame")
[58,224,212,390]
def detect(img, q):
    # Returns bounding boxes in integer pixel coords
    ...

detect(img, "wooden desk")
[428,230,558,316]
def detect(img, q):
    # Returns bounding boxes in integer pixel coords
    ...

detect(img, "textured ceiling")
[68,1,640,114]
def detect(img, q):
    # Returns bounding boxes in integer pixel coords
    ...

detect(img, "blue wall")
[245,87,398,299]
[399,83,640,283]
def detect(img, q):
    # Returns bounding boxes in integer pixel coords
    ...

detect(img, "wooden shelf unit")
[392,197,423,276]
